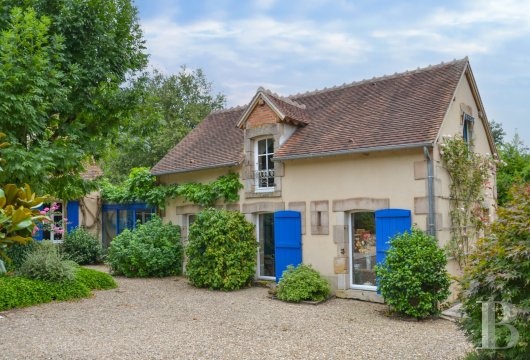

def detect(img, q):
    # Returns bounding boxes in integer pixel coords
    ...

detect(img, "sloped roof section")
[261,89,310,125]
[151,107,246,175]
[152,58,468,175]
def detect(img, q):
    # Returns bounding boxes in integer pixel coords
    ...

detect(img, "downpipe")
[424,146,436,237]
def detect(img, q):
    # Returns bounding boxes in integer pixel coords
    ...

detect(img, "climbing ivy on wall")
[100,168,242,208]
[439,135,495,268]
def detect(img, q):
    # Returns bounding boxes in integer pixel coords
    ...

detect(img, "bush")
[106,216,182,277]
[186,208,257,291]
[0,266,117,311]
[62,227,102,265]
[4,240,36,271]
[276,264,331,302]
[460,185,530,359]
[76,267,117,290]
[375,228,450,319]
[18,241,77,283]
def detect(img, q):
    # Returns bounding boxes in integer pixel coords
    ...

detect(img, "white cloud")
[141,16,369,72]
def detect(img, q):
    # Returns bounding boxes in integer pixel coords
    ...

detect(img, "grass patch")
[0,267,117,311]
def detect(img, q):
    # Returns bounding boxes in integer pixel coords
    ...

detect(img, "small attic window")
[463,113,474,145]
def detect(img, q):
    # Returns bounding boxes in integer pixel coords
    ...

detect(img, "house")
[35,163,155,247]
[151,58,497,301]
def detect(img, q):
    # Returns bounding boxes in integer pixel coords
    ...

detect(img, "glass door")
[349,212,377,290]
[257,213,275,279]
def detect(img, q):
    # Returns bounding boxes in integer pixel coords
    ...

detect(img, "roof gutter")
[151,161,240,176]
[273,142,433,161]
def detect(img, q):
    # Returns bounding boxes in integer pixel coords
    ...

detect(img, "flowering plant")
[37,202,67,236]
[439,135,495,268]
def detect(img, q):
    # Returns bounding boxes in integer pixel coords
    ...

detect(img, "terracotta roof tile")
[152,59,468,174]
[151,107,246,175]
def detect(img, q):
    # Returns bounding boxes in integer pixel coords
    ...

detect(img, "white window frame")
[254,138,275,192]
[348,212,377,291]
[43,202,65,244]
[187,214,196,237]
[256,213,276,281]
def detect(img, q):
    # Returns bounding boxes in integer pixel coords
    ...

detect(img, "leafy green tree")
[497,133,530,205]
[460,184,530,359]
[489,119,506,147]
[0,1,147,199]
[103,68,225,181]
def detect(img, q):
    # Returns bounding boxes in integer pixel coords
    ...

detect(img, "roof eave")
[151,161,241,176]
[274,142,433,161]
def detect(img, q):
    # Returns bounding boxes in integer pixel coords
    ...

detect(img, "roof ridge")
[258,87,307,109]
[289,57,468,99]
[210,104,247,114]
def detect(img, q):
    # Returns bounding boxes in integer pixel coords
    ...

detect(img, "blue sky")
[134,0,529,144]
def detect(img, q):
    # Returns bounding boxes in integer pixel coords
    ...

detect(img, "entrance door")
[349,212,377,290]
[257,213,275,279]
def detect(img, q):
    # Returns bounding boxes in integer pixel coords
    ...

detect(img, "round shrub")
[18,241,77,283]
[62,227,102,265]
[186,208,257,291]
[276,264,331,302]
[460,184,530,359]
[375,228,450,319]
[106,216,182,277]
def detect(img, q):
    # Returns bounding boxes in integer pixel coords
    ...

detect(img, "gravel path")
[0,266,471,359]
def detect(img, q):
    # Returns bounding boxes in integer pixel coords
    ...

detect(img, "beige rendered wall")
[157,150,431,292]
[277,150,427,288]
[77,191,102,240]
[432,71,496,282]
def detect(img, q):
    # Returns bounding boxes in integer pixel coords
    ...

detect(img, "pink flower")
[51,203,60,211]
[32,226,39,235]
[62,217,68,222]
[40,210,47,215]
[54,228,64,234]
[43,207,50,212]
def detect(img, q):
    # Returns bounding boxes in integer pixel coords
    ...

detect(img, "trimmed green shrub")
[186,208,257,291]
[76,267,117,290]
[106,216,182,277]
[4,240,36,271]
[375,228,450,319]
[276,264,331,302]
[0,266,117,311]
[18,241,77,283]
[62,227,102,265]
[460,184,530,359]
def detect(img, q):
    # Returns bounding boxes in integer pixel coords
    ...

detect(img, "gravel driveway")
[0,266,471,359]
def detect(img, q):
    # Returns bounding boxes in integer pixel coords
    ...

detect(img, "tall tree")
[497,133,530,205]
[488,119,506,147]
[103,67,225,181]
[0,1,147,199]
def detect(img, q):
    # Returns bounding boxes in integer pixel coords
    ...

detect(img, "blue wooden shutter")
[375,209,412,265]
[66,200,79,233]
[274,211,302,282]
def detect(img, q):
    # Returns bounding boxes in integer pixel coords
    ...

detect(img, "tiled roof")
[260,89,310,125]
[152,59,468,175]
[151,107,246,175]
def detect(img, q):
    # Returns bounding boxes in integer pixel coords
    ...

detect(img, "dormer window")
[463,113,474,145]
[255,138,275,191]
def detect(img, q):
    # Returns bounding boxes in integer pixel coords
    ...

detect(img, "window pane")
[351,212,376,287]
[258,139,266,155]
[259,155,267,170]
[259,213,275,277]
[267,138,274,153]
